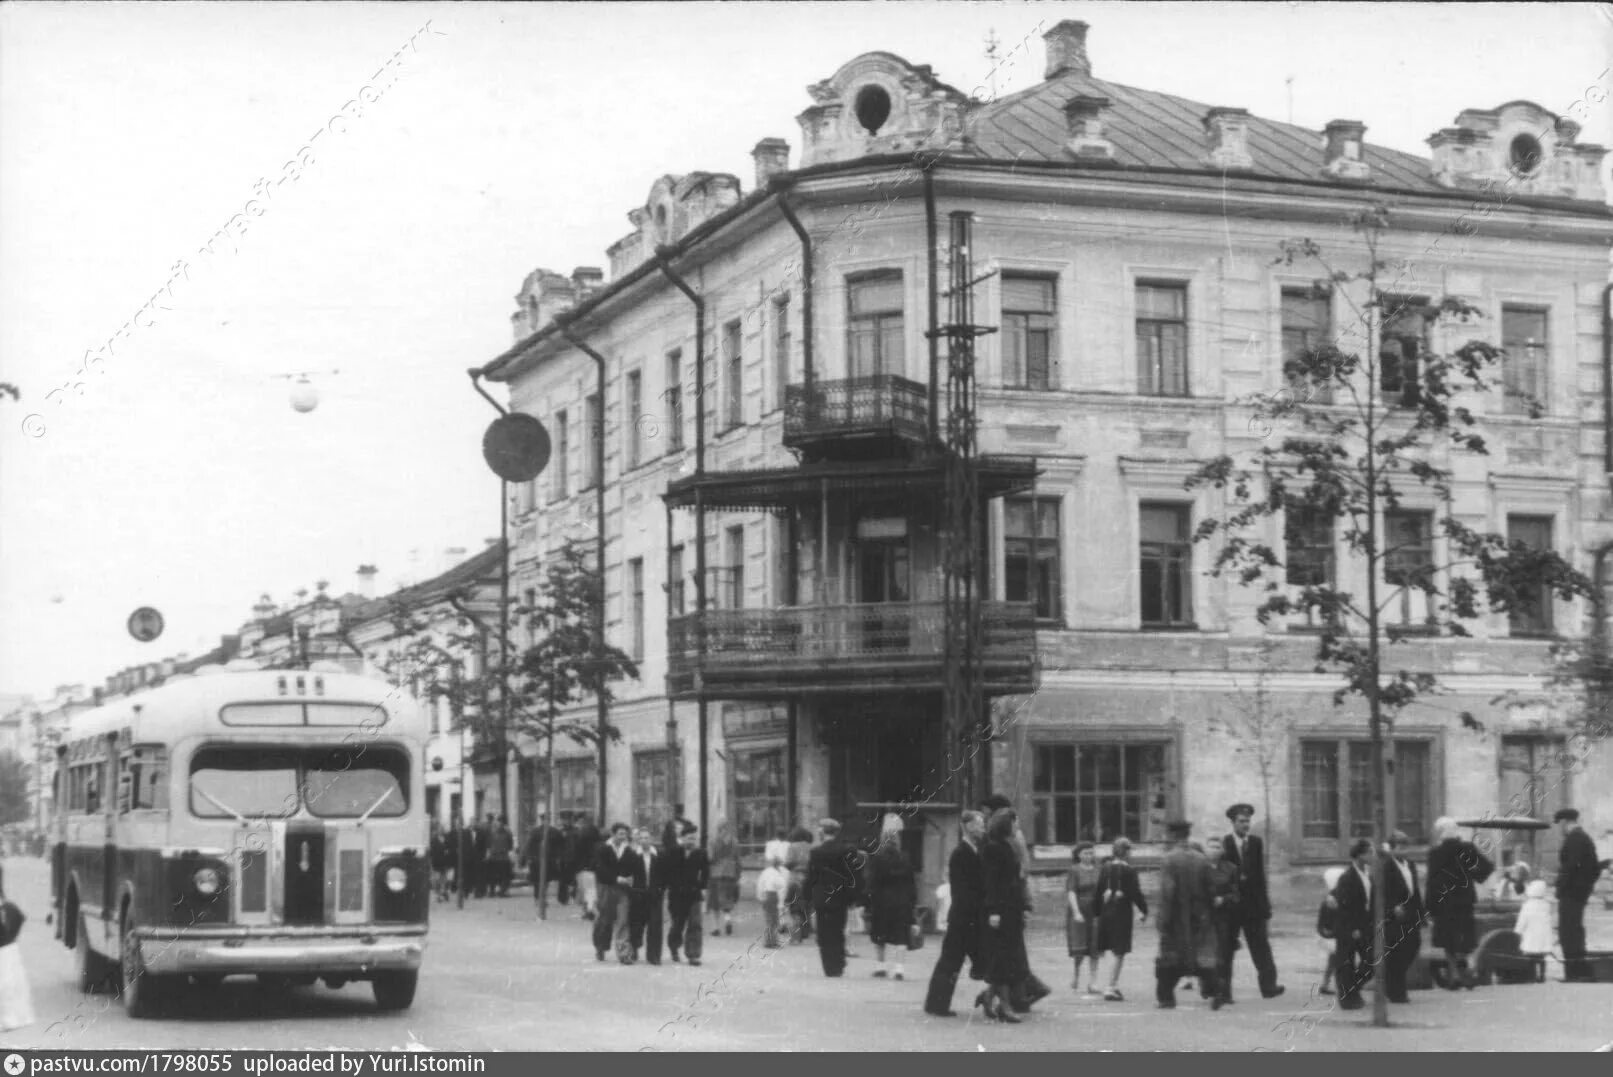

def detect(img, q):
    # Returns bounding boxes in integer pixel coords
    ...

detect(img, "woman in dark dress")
[1425,816,1495,990]
[1094,836,1149,1001]
[978,808,1028,1023]
[866,813,918,981]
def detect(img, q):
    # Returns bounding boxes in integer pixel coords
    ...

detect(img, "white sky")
[2,1,1610,701]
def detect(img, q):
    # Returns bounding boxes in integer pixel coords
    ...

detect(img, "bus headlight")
[384,866,408,893]
[192,867,223,896]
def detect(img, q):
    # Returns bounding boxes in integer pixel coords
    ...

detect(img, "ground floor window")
[1298,736,1434,858]
[1030,740,1171,846]
[633,750,680,832]
[530,757,598,823]
[730,745,787,857]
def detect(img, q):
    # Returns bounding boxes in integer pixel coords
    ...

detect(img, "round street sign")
[128,606,165,643]
[481,413,551,483]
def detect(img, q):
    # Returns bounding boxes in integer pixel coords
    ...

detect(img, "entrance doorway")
[1499,735,1569,870]
[826,703,933,874]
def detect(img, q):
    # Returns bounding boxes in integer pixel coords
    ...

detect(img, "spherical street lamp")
[289,376,319,413]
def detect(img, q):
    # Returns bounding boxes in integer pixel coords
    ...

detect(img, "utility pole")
[984,28,1001,100]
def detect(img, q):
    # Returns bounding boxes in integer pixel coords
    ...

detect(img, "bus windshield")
[189,746,410,820]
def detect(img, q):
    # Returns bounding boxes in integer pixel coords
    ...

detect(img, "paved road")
[3,855,1609,1052]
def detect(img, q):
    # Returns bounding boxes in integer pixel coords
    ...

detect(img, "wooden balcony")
[665,601,1038,700]
[783,375,929,458]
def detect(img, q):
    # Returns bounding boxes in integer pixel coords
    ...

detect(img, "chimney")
[571,266,604,299]
[356,564,378,599]
[1044,20,1091,79]
[1202,107,1253,170]
[1063,95,1113,160]
[443,547,469,574]
[751,138,791,191]
[1322,119,1370,181]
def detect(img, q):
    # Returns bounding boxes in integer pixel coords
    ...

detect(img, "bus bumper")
[134,926,426,977]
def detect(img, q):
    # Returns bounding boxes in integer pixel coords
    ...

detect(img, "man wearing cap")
[1221,803,1285,1000]
[1380,830,1423,1003]
[1554,809,1601,982]
[1155,819,1224,1010]
[805,818,865,978]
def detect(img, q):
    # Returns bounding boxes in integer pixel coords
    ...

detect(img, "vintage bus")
[49,664,430,1017]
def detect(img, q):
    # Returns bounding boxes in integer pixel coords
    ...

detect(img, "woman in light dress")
[0,862,37,1033]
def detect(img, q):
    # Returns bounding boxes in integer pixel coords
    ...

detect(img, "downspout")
[557,319,612,826]
[924,161,940,446]
[1603,284,1612,476]
[654,252,710,844]
[776,191,814,405]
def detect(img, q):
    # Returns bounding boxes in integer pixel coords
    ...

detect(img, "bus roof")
[59,669,426,755]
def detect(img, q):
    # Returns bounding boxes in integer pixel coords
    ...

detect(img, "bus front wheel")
[119,919,168,1019]
[371,971,417,1012]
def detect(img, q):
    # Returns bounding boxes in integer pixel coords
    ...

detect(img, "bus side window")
[85,768,100,815]
[127,746,168,811]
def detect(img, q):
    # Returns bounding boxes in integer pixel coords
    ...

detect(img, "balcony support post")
[924,164,940,446]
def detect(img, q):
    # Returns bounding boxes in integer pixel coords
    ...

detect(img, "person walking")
[1065,842,1102,996]
[979,794,1051,1013]
[1553,808,1602,982]
[708,821,741,937]
[1154,819,1224,1011]
[1094,836,1148,1002]
[1316,866,1345,995]
[1332,838,1375,1010]
[592,823,642,964]
[805,818,865,978]
[785,825,815,944]
[488,815,515,897]
[756,850,790,949]
[0,863,35,1032]
[428,820,452,903]
[923,810,986,1017]
[1425,816,1495,990]
[978,808,1027,1023]
[573,814,603,920]
[630,827,668,965]
[1205,836,1240,1007]
[1380,829,1424,1003]
[866,813,918,981]
[1221,803,1285,1000]
[665,822,709,966]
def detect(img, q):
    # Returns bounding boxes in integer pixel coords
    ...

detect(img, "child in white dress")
[1512,878,1554,983]
[0,864,37,1032]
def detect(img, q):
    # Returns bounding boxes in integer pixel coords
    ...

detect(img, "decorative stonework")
[1427,100,1605,201]
[605,172,743,280]
[1139,428,1191,450]
[796,52,973,168]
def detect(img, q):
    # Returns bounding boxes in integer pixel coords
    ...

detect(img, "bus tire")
[75,910,114,994]
[371,970,417,1012]
[119,918,167,1019]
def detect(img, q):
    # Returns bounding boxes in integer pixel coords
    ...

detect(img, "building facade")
[478,21,1613,888]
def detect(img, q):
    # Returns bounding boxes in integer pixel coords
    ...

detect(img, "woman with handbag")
[0,863,37,1032]
[1094,837,1149,1001]
[866,813,918,981]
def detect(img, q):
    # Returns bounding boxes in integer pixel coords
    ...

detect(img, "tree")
[1213,639,1289,850]
[1187,205,1595,1028]
[0,751,29,825]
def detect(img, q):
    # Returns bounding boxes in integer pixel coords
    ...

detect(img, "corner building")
[479,21,1613,891]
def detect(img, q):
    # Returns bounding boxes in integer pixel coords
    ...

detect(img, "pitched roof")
[966,68,1439,191]
[341,540,507,629]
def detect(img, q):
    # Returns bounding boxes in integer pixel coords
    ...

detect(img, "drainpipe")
[1604,285,1612,476]
[654,251,710,845]
[465,367,513,858]
[924,161,940,446]
[556,319,612,827]
[776,192,814,406]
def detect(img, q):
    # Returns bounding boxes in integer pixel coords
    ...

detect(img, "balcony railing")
[666,600,1037,697]
[783,375,929,451]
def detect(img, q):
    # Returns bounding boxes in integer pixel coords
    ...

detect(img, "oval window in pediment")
[855,84,892,135]
[1509,133,1544,176]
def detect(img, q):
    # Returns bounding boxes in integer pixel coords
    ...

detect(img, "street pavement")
[3,854,1610,1052]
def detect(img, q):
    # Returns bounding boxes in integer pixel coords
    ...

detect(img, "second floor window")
[723,525,745,609]
[1507,514,1554,637]
[1005,496,1062,622]
[626,370,643,469]
[552,410,569,500]
[1384,509,1435,628]
[1139,502,1193,627]
[1002,274,1055,390]
[665,350,684,451]
[1135,282,1188,397]
[723,320,743,431]
[848,271,904,378]
[1380,298,1431,409]
[582,394,601,489]
[1281,289,1333,404]
[668,544,685,617]
[773,294,791,412]
[1501,306,1548,416]
[1285,506,1335,588]
[628,558,645,661]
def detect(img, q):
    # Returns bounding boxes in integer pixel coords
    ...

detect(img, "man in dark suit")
[592,823,642,964]
[665,821,708,966]
[1554,808,1603,982]
[1332,838,1375,1010]
[805,817,866,978]
[1221,803,1285,1000]
[1380,829,1424,1003]
[630,826,669,965]
[923,810,986,1016]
